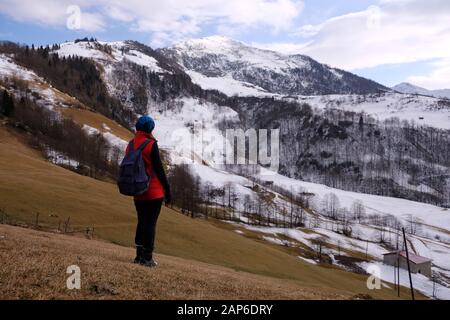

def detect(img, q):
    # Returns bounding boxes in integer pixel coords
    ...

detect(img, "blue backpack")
[117,139,152,196]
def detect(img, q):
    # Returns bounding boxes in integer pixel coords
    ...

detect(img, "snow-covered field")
[256,168,450,233]
[296,93,450,130]
[55,41,167,74]
[186,70,274,97]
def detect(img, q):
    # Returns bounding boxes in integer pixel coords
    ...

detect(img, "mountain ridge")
[393,82,450,99]
[160,35,389,96]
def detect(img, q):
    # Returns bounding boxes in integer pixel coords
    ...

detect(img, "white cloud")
[0,0,105,32]
[0,0,303,45]
[254,0,450,88]
[407,59,450,90]
[296,1,450,70]
[294,0,450,71]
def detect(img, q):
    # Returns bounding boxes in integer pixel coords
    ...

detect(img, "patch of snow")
[0,54,36,80]
[82,124,127,157]
[103,132,128,150]
[56,41,112,61]
[261,235,292,247]
[46,150,79,168]
[122,50,164,73]
[186,70,274,97]
[298,256,318,265]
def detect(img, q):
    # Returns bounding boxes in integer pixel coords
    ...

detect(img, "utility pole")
[397,252,400,297]
[402,227,415,300]
[365,240,368,259]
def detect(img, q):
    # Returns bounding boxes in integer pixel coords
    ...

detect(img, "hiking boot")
[140,259,158,268]
[134,245,144,264]
[140,247,157,268]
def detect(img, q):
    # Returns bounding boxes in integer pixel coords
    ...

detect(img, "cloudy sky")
[0,0,449,89]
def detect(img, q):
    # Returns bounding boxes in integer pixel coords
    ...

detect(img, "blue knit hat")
[135,115,155,133]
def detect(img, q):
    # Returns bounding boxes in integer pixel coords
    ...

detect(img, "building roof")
[383,251,432,264]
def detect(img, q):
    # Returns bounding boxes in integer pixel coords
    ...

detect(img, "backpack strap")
[127,140,135,152]
[137,139,152,152]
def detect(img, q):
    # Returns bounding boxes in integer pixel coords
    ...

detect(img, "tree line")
[0,42,134,127]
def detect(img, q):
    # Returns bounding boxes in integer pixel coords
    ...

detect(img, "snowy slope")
[162,36,387,97]
[256,167,450,232]
[0,54,79,109]
[0,54,36,81]
[172,36,309,73]
[186,70,273,97]
[294,92,450,130]
[55,40,166,74]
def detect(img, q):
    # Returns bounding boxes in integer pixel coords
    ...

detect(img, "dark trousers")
[134,198,163,255]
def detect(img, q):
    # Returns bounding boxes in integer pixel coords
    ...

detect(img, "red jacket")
[126,131,165,201]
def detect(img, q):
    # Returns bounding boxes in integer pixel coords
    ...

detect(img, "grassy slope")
[59,107,134,141]
[0,121,423,300]
[0,224,345,300]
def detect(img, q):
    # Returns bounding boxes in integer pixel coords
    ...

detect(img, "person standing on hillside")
[124,116,171,267]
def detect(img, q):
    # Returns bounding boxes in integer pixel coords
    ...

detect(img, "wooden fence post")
[35,212,40,228]
[64,217,71,233]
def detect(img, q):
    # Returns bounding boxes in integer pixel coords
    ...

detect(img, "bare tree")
[322,193,340,220]
[351,200,366,223]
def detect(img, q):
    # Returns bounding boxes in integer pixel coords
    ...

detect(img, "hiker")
[120,115,171,267]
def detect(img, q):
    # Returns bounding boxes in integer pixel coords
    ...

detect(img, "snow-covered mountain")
[161,36,388,97]
[393,82,450,99]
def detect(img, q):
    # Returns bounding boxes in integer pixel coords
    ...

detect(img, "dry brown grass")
[0,224,348,300]
[59,107,133,141]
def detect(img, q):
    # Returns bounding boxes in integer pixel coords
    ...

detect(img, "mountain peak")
[162,35,387,96]
[393,82,426,91]
[393,82,450,99]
